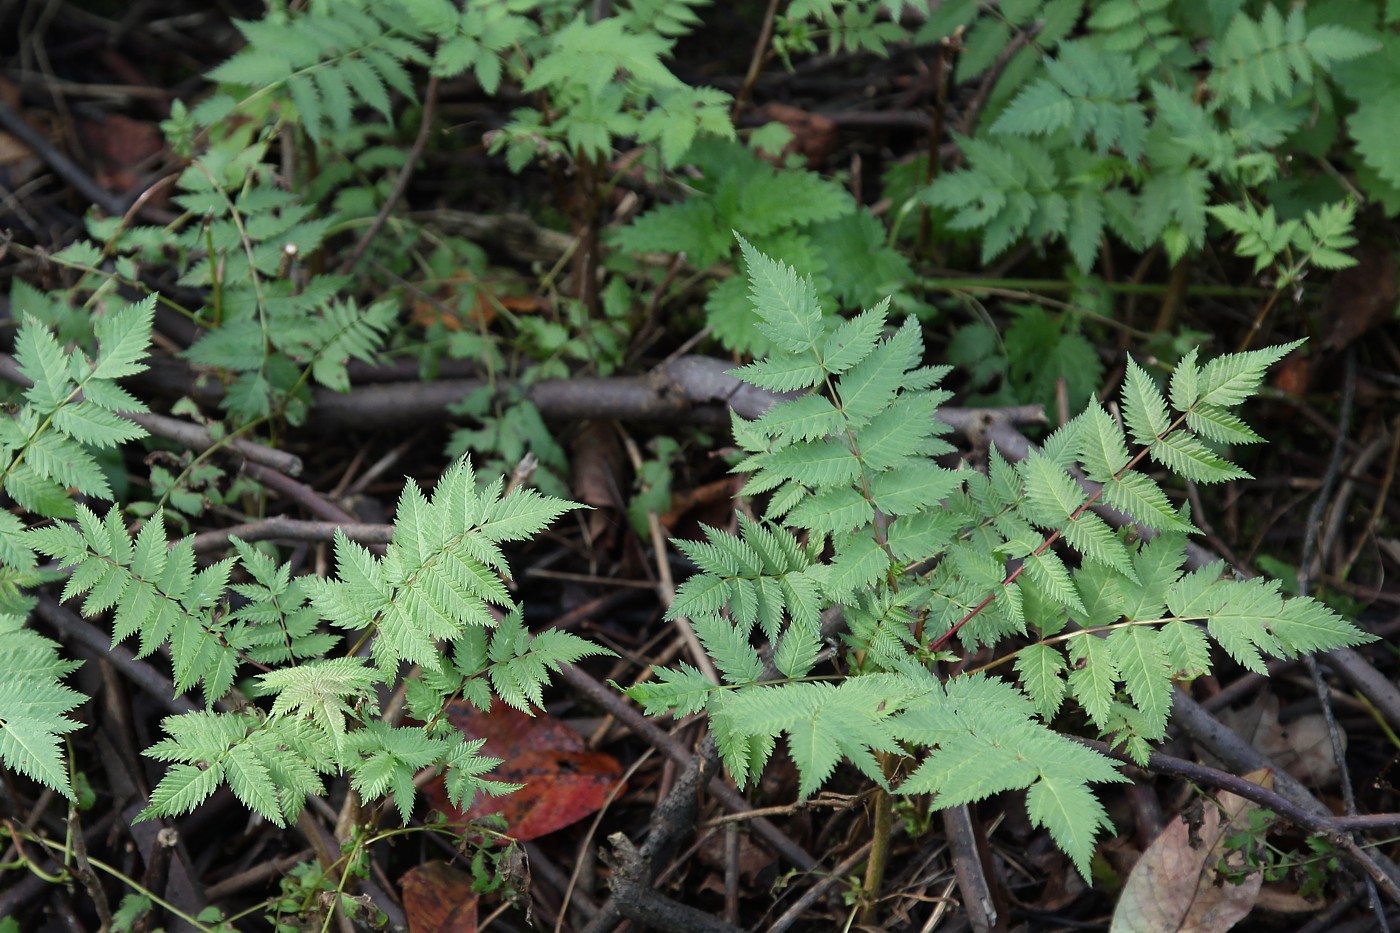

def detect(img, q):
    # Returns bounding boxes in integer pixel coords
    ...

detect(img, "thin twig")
[203,849,314,901]
[1291,349,1388,928]
[1338,415,1399,580]
[1169,689,1400,903]
[733,0,782,118]
[957,22,1041,141]
[241,461,360,524]
[557,662,818,872]
[67,806,113,930]
[1084,733,1400,906]
[768,841,874,933]
[338,74,440,275]
[0,99,127,216]
[126,410,304,475]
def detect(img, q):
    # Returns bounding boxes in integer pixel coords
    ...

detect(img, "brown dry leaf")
[78,113,165,193]
[0,78,42,182]
[1110,770,1272,933]
[1218,694,1341,787]
[1317,240,1398,352]
[660,476,739,535]
[1270,354,1310,397]
[570,422,627,549]
[752,103,839,167]
[400,861,479,933]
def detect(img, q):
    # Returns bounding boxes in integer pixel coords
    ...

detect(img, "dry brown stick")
[338,74,440,275]
[767,840,874,933]
[0,99,127,217]
[1085,732,1400,903]
[942,805,998,933]
[305,355,1047,432]
[1338,415,1399,580]
[66,806,113,931]
[191,517,394,553]
[203,849,314,901]
[732,0,782,118]
[297,809,355,933]
[619,427,722,684]
[557,662,818,873]
[0,352,302,475]
[1084,735,1400,836]
[125,411,304,476]
[723,822,740,926]
[34,596,197,717]
[241,461,360,524]
[0,811,121,919]
[957,22,1042,141]
[583,737,739,933]
[1292,351,1389,925]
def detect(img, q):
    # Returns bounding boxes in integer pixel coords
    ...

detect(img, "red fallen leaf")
[422,698,625,841]
[401,862,479,933]
[78,113,165,194]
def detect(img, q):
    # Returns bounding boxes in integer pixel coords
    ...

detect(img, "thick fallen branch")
[1085,734,1400,903]
[302,354,1047,434]
[585,737,743,933]
[0,352,303,476]
[982,418,1400,902]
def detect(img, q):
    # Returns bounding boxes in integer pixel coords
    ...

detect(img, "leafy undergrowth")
[2,2,1400,932]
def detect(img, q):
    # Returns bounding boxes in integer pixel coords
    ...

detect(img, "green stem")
[923,277,1271,298]
[858,774,895,927]
[19,830,218,931]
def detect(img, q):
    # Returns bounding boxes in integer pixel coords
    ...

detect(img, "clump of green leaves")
[919,1,1378,271]
[613,138,917,354]
[0,300,157,798]
[0,301,606,830]
[627,243,1373,876]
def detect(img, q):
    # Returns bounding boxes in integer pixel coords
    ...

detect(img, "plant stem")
[928,409,1188,653]
[924,276,1270,297]
[857,762,895,927]
[733,0,782,119]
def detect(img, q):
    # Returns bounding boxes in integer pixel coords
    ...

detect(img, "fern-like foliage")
[166,179,395,424]
[1208,5,1377,109]
[1,299,153,518]
[991,42,1148,162]
[0,610,84,800]
[202,4,423,144]
[309,458,575,671]
[30,508,239,707]
[25,457,602,827]
[0,297,159,796]
[3,302,602,827]
[920,1,1378,272]
[74,149,397,426]
[613,137,915,355]
[628,243,1374,877]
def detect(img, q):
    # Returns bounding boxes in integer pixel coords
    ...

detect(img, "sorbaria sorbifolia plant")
[625,239,1373,876]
